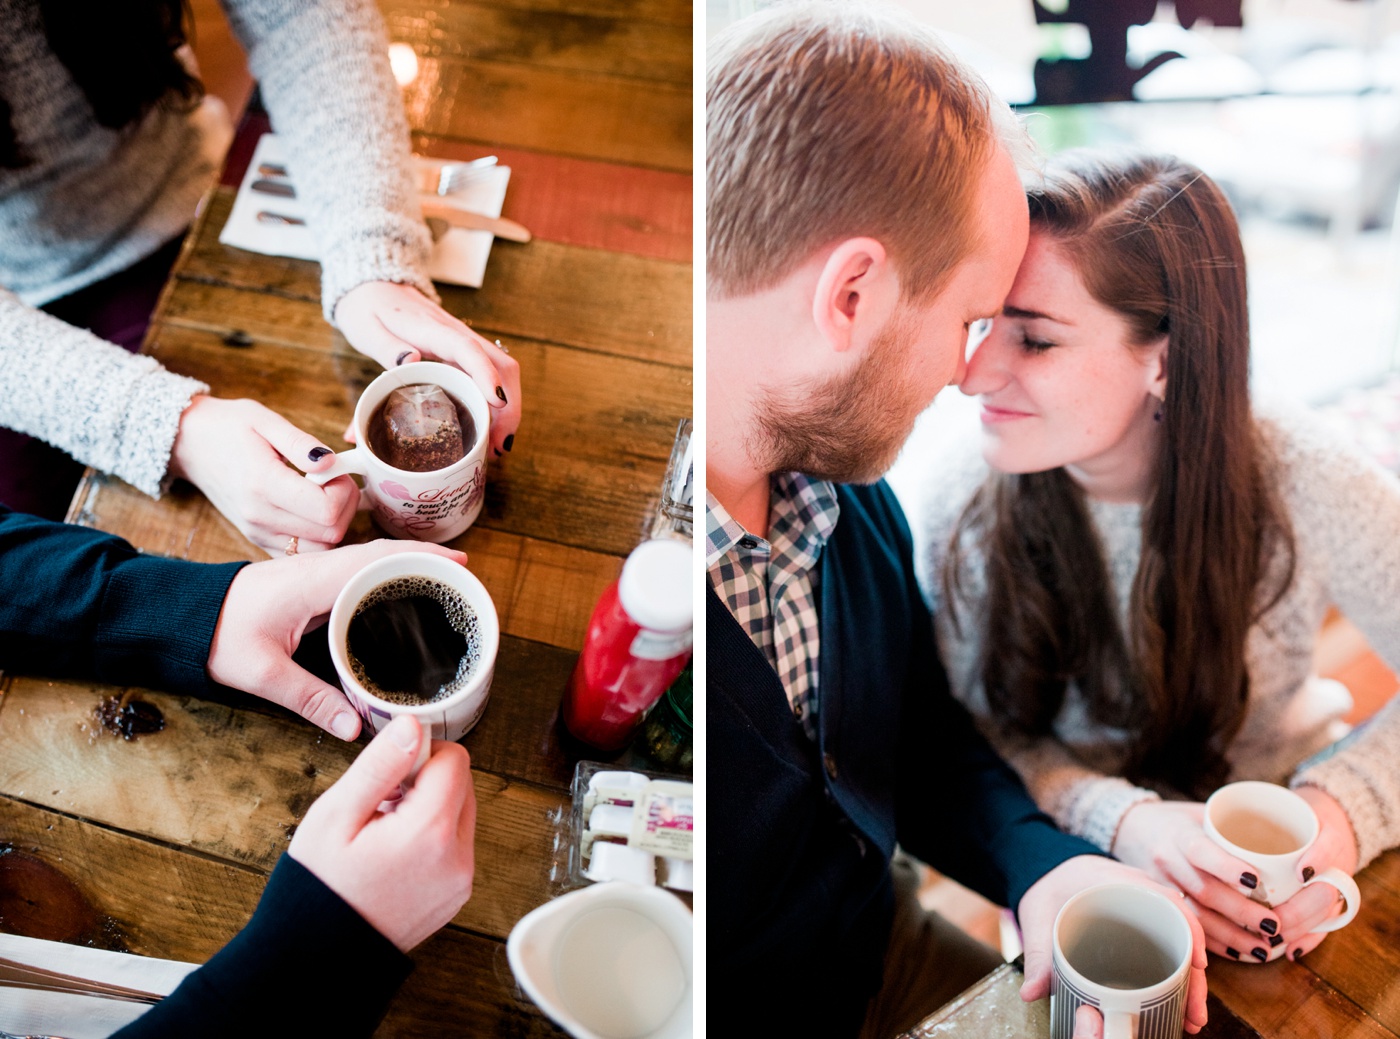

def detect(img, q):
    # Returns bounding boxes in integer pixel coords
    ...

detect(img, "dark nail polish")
[1240,872,1258,890]
[1251,948,1268,961]
[1226,947,1240,959]
[1290,948,1304,961]
[496,385,508,404]
[1269,935,1284,948]
[1302,866,1315,882]
[395,351,412,366]
[503,434,514,453]
[308,446,332,462]
[1261,918,1278,935]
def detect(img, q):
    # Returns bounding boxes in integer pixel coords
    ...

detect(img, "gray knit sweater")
[913,403,1400,869]
[0,0,436,496]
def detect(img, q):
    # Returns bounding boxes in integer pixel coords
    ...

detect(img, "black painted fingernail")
[395,350,412,366]
[1269,934,1284,948]
[1226,947,1240,959]
[1261,918,1278,935]
[493,447,502,458]
[1251,947,1268,961]
[308,446,332,462]
[503,434,514,452]
[1290,948,1304,961]
[1302,866,1315,882]
[1240,872,1258,889]
[495,385,507,404]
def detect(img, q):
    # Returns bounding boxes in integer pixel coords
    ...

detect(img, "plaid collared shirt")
[706,472,840,741]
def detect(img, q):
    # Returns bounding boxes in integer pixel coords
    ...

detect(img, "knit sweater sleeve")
[221,0,437,321]
[0,287,207,496]
[910,431,1160,853]
[1262,406,1400,867]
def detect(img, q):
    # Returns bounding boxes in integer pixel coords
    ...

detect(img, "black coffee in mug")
[346,576,482,704]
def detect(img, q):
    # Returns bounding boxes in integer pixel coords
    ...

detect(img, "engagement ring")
[495,338,509,355]
[285,536,299,556]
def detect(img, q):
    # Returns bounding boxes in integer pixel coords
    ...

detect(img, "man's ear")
[812,237,893,353]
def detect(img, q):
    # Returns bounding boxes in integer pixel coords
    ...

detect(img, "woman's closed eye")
[1019,331,1056,353]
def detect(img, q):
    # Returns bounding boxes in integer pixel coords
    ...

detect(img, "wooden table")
[905,850,1400,1038]
[0,0,691,1033]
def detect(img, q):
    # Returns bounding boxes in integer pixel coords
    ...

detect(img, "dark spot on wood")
[222,329,254,348]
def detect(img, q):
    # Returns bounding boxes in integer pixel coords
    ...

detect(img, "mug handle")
[1305,868,1361,933]
[1102,1010,1135,1039]
[306,447,368,487]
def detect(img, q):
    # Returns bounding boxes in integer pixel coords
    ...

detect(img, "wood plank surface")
[1295,868,1400,1035]
[0,796,562,1037]
[1207,957,1394,1038]
[0,675,567,941]
[383,0,692,28]
[178,190,692,367]
[410,139,692,264]
[398,57,691,171]
[381,0,691,84]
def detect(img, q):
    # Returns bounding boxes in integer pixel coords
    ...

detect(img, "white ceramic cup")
[507,883,692,1039]
[1203,780,1361,932]
[309,361,490,543]
[1051,883,1193,1039]
[327,551,500,743]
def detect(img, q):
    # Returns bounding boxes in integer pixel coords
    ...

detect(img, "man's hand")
[169,395,359,556]
[206,539,468,739]
[289,715,477,952]
[335,281,521,456]
[1017,854,1209,1035]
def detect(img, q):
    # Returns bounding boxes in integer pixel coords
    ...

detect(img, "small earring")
[1152,398,1163,423]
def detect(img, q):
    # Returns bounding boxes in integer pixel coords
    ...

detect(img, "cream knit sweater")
[913,403,1400,869]
[0,0,436,496]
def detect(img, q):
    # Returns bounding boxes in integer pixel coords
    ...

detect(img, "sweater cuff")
[114,367,209,498]
[320,212,440,322]
[1066,781,1162,854]
[1293,766,1385,869]
[95,555,246,695]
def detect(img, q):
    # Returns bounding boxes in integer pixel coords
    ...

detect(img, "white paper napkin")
[0,933,198,1037]
[218,133,511,288]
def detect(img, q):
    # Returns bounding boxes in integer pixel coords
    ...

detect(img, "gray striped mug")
[1050,883,1192,1039]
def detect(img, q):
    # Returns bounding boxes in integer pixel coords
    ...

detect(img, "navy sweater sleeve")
[0,508,245,694]
[110,855,413,1039]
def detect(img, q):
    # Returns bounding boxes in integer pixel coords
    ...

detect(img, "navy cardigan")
[0,509,410,1037]
[710,481,1098,1034]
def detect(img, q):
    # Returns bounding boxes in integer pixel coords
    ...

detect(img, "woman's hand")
[1275,786,1359,961]
[169,395,359,556]
[1113,800,1287,963]
[334,281,521,456]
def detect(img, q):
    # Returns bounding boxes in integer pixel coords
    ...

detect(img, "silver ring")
[285,536,299,556]
[495,338,510,356]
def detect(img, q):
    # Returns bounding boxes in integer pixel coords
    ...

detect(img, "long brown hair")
[2,0,202,169]
[945,151,1294,797]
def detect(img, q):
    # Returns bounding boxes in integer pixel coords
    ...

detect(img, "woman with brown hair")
[916,150,1400,965]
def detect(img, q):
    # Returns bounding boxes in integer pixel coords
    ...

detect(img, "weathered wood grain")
[398,57,690,171]
[178,191,692,366]
[1208,956,1396,1038]
[383,0,691,31]
[0,796,564,1036]
[411,138,692,263]
[381,0,691,84]
[0,676,567,941]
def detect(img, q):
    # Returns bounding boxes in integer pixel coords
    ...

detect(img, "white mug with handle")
[1051,883,1193,1039]
[309,360,490,543]
[1203,780,1360,933]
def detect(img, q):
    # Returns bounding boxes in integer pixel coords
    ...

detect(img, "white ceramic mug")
[507,883,692,1039]
[1203,780,1361,933]
[309,361,490,543]
[327,551,500,743]
[1051,883,1193,1039]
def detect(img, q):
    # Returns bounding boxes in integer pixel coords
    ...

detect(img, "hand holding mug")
[334,280,521,457]
[289,714,477,952]
[207,539,468,740]
[169,395,359,555]
[1018,854,1209,1036]
[1274,785,1360,961]
[1114,799,1291,962]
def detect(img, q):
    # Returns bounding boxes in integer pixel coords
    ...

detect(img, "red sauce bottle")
[562,539,693,751]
